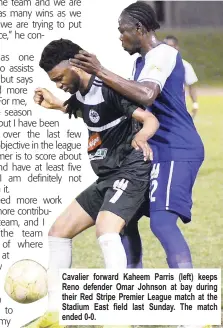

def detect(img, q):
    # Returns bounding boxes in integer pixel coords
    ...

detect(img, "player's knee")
[150,211,178,237]
[150,213,163,236]
[48,225,63,238]
[95,222,109,238]
[95,211,125,238]
[150,218,163,237]
[48,221,72,238]
[48,223,81,239]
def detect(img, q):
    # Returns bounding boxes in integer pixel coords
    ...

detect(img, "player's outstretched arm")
[69,51,160,107]
[34,88,67,112]
[132,108,159,161]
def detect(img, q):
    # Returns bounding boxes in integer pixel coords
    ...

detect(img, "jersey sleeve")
[103,86,144,118]
[183,60,198,85]
[64,94,81,119]
[137,44,177,91]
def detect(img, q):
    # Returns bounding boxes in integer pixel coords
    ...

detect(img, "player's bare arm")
[131,108,159,161]
[69,51,160,107]
[189,84,199,119]
[33,87,67,111]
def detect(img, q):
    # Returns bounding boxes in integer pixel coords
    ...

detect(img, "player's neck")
[79,72,93,96]
[140,32,161,57]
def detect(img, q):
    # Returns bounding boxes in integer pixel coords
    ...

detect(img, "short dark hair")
[123,1,160,32]
[164,35,179,45]
[39,39,83,72]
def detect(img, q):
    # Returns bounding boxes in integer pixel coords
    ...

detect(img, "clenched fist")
[34,88,65,111]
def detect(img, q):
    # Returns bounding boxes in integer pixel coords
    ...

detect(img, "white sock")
[98,233,127,269]
[47,236,72,311]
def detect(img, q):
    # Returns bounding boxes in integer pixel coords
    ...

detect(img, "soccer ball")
[4,259,48,304]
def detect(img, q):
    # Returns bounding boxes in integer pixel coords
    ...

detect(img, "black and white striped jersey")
[65,76,151,181]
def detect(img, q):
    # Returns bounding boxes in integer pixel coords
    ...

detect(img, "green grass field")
[71,92,223,328]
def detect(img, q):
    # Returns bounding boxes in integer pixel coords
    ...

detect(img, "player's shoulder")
[143,44,180,77]
[182,59,193,69]
[76,77,105,106]
[146,43,178,60]
[98,78,118,103]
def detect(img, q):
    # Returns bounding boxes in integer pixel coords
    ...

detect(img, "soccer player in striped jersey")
[24,38,158,328]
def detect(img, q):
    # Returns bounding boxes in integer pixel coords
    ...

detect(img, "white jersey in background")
[182,59,198,86]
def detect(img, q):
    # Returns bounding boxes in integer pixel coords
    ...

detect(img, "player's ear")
[70,65,80,73]
[136,22,143,31]
[136,22,146,35]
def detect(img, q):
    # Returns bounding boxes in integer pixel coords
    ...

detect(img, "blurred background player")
[164,35,199,119]
[24,38,158,328]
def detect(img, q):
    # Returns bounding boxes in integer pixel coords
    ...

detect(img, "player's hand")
[191,102,199,120]
[132,132,153,161]
[34,88,64,110]
[69,50,102,75]
[191,107,198,120]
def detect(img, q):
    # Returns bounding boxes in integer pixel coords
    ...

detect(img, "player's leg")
[121,219,143,268]
[21,200,94,328]
[47,181,104,313]
[121,199,149,268]
[47,199,95,312]
[96,210,127,268]
[96,177,149,269]
[149,161,202,268]
[22,183,102,328]
[150,210,193,268]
